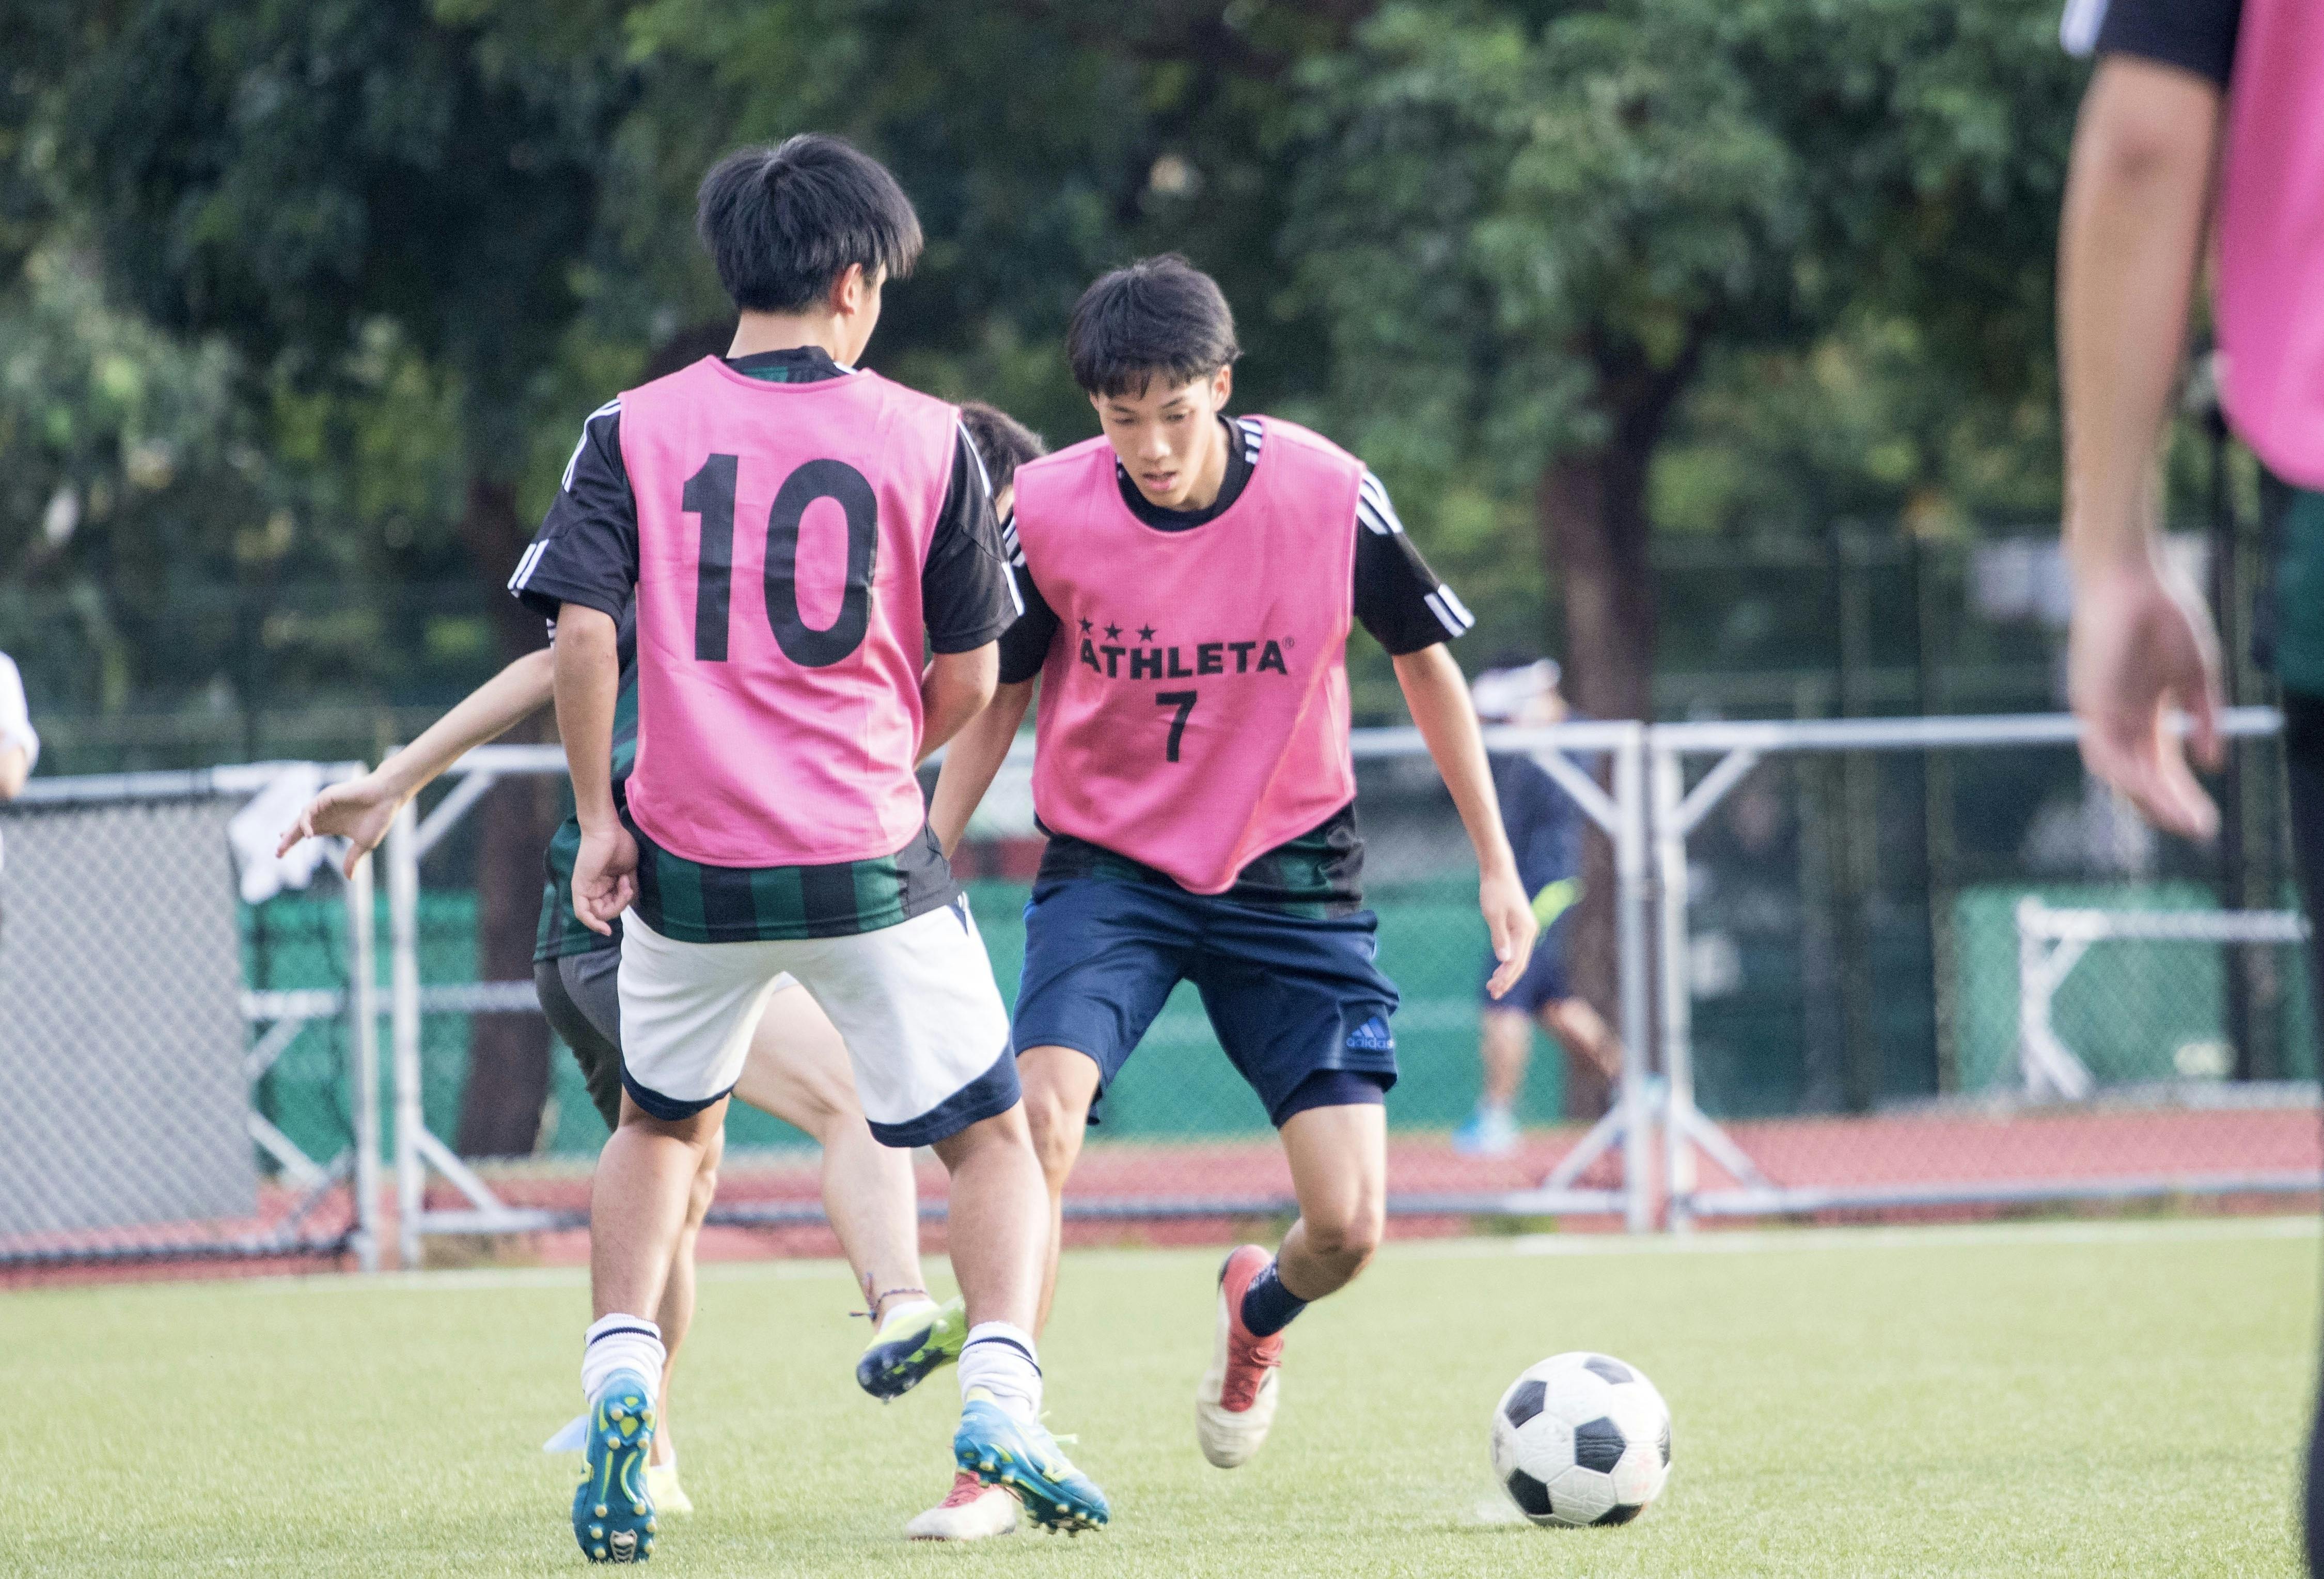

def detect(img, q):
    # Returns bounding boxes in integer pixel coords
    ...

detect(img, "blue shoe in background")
[1452,1106,1520,1157]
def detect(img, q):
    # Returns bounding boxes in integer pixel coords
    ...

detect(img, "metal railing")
[1649,707,2311,1225]
[385,724,1658,1261]
[12,706,2318,1274]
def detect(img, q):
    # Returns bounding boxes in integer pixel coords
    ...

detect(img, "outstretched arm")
[1393,643,1535,997]
[555,606,635,935]
[2059,55,2226,837]
[928,677,1035,858]
[277,647,557,875]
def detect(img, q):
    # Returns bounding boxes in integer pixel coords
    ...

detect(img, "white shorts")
[615,896,1018,1147]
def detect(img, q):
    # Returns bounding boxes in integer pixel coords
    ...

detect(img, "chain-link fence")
[0,765,380,1275]
[386,727,1654,1261]
[1654,710,2321,1222]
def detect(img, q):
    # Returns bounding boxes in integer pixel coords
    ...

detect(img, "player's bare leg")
[1540,995,1625,1098]
[1457,1007,1534,1155]
[929,1107,1048,1333]
[734,986,927,1318]
[909,1046,1095,1537]
[933,1103,1107,1533]
[573,1095,721,1561]
[648,1128,721,1470]
[1015,1045,1102,1334]
[593,1098,726,1324]
[732,984,964,1399]
[1479,1008,1533,1113]
[1199,1102,1387,1469]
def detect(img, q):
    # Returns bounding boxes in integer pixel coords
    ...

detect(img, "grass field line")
[145,1211,2321,1304]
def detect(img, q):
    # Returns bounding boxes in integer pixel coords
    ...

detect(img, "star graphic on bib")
[1104,622,1122,640]
[1078,617,1093,635]
[1138,624,1157,642]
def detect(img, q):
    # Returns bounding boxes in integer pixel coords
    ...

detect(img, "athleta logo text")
[1075,620,1290,681]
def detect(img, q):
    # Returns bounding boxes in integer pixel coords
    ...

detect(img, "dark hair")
[1065,254,1240,398]
[695,135,923,314]
[957,402,1048,496]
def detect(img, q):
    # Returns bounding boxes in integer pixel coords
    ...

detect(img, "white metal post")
[388,799,425,1271]
[1613,725,1654,1233]
[343,847,381,1273]
[1651,744,1698,1230]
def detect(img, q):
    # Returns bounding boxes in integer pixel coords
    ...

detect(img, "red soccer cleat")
[1196,1244,1285,1467]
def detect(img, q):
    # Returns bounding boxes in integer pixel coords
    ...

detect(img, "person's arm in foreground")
[927,677,1035,858]
[554,605,634,935]
[2059,55,2227,837]
[277,648,557,874]
[1395,643,1536,996]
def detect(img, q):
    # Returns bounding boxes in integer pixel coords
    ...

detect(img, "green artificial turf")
[7,1218,2315,1576]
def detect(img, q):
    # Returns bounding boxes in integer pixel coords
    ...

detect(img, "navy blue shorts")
[1013,878,1401,1128]
[1483,914,1572,1015]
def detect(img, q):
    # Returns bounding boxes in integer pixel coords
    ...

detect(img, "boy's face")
[1091,364,1233,511]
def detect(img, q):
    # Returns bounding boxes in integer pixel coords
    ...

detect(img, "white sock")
[582,1313,667,1405]
[958,1322,1043,1422]
[876,1295,941,1334]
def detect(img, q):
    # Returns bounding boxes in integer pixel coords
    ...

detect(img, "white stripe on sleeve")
[1423,588,1475,637]
[560,399,621,493]
[2059,0,2110,56]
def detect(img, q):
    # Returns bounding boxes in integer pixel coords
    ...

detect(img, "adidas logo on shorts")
[1343,1017,1393,1053]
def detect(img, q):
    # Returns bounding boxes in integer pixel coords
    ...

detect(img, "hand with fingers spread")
[2067,555,2224,840]
[1480,863,1540,1000]
[276,773,405,878]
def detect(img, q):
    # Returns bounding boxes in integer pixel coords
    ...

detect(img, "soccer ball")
[1489,1352,1671,1527]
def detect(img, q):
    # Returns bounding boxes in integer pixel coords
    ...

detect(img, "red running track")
[6,1103,2315,1286]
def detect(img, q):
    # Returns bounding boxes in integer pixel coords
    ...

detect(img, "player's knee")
[1020,1089,1085,1183]
[1306,1202,1384,1271]
[683,1162,719,1228]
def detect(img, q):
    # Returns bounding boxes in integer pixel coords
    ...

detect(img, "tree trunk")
[452,475,559,1158]
[1534,336,1701,1107]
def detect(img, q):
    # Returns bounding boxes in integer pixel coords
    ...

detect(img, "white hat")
[1470,659,1561,723]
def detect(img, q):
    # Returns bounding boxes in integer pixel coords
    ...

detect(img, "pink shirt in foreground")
[2218,0,2324,490]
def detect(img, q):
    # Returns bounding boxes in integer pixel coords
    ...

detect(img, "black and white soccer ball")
[1489,1351,1671,1527]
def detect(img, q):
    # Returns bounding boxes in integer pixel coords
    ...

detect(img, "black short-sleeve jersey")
[2067,0,2241,87]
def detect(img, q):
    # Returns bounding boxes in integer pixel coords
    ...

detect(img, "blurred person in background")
[0,652,36,803]
[2056,0,2324,1566]
[1452,659,1624,1156]
[0,649,39,931]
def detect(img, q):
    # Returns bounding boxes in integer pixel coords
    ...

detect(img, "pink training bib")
[1012,416,1361,894]
[618,357,957,867]
[2217,0,2324,490]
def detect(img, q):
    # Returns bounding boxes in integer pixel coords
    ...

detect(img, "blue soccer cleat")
[953,1392,1109,1535]
[572,1371,658,1563]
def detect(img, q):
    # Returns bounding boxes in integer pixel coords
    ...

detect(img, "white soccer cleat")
[906,1470,1021,1540]
[645,1461,694,1516]
[1195,1244,1283,1468]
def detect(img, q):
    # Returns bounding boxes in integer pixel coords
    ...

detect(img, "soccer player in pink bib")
[512,136,1107,1560]
[932,255,1536,1474]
